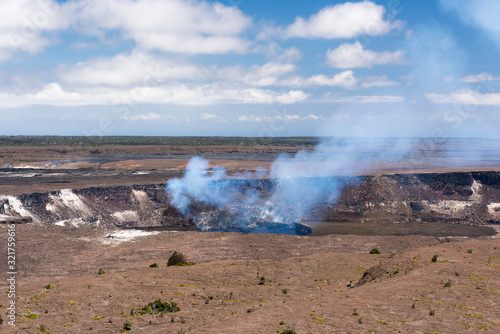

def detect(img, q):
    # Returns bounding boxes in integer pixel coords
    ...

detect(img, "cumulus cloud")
[426,89,500,105]
[0,0,71,61]
[57,51,298,89]
[69,0,252,54]
[285,1,402,39]
[281,71,357,88]
[440,0,500,47]
[57,51,205,87]
[461,72,500,83]
[0,82,309,108]
[326,42,407,69]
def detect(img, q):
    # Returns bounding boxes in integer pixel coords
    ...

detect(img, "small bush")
[98,268,105,275]
[136,299,180,315]
[369,248,381,254]
[44,284,54,290]
[466,249,473,254]
[122,321,132,332]
[444,280,452,288]
[167,251,195,266]
[279,329,297,334]
[431,254,439,263]
[282,288,287,294]
[429,309,435,316]
[149,263,159,268]
[351,308,359,316]
[38,325,50,333]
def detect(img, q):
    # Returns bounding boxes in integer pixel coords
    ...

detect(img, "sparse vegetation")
[134,299,180,315]
[98,268,105,275]
[149,263,159,268]
[122,321,132,332]
[92,315,105,320]
[38,325,50,333]
[167,251,195,266]
[43,284,54,290]
[431,254,439,262]
[429,309,436,316]
[369,248,381,254]
[466,249,473,254]
[352,308,360,316]
[444,280,453,287]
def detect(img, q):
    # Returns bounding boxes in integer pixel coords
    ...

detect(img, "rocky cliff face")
[0,171,499,230]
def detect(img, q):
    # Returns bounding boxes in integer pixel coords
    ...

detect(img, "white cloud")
[461,72,500,83]
[57,51,298,89]
[200,113,226,122]
[360,75,400,88]
[319,93,404,103]
[70,0,252,54]
[0,82,309,108]
[123,112,178,121]
[281,71,357,89]
[0,0,71,61]
[426,89,500,105]
[57,51,205,87]
[285,1,402,39]
[326,42,407,69]
[227,62,297,87]
[237,113,325,122]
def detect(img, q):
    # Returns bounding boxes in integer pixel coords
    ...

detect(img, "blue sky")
[0,0,499,137]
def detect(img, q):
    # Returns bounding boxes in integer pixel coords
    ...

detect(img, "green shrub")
[136,299,180,315]
[149,263,159,268]
[98,268,105,275]
[122,321,132,332]
[369,248,381,254]
[167,251,186,266]
[431,254,439,262]
[279,329,297,334]
[444,280,452,288]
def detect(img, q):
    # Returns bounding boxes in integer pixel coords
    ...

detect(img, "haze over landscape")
[1,1,500,333]
[0,0,499,137]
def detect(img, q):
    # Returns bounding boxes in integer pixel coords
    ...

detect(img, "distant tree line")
[0,135,320,147]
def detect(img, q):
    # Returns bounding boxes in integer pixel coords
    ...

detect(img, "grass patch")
[92,315,105,320]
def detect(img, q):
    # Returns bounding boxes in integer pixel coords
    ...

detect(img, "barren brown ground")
[0,224,499,333]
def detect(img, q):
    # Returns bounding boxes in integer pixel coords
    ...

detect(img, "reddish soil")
[0,224,498,333]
